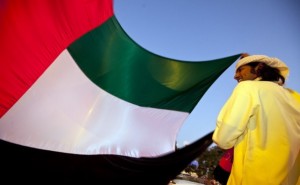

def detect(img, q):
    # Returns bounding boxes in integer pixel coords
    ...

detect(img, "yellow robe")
[213,81,300,185]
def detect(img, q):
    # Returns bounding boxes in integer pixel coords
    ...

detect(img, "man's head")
[234,55,289,85]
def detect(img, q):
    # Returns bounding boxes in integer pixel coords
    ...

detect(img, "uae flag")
[0,0,241,184]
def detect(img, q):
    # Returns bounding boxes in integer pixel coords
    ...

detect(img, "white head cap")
[235,55,289,79]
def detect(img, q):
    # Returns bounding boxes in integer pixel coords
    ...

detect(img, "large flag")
[0,0,241,184]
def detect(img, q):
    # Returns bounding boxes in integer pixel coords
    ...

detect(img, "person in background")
[212,54,300,185]
[212,147,233,185]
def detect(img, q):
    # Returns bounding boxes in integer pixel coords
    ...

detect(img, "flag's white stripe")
[0,50,188,157]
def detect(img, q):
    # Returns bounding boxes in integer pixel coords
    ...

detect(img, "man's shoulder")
[235,81,275,92]
[237,80,275,87]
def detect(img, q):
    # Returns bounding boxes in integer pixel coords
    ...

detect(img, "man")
[212,54,300,185]
[212,54,250,185]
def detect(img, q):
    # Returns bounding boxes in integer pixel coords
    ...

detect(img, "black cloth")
[0,131,213,184]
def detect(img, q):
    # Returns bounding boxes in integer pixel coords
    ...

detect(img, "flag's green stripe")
[67,15,240,113]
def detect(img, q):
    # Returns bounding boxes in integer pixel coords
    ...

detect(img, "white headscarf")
[235,55,289,79]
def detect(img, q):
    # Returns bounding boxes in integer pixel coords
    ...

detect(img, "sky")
[113,0,300,148]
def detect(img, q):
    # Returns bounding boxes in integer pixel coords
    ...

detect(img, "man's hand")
[240,53,250,59]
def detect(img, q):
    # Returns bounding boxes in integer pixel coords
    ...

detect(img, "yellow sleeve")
[213,82,257,149]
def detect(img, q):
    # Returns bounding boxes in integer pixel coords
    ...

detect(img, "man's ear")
[254,63,264,76]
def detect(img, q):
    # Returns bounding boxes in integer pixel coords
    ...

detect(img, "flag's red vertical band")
[0,0,114,117]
